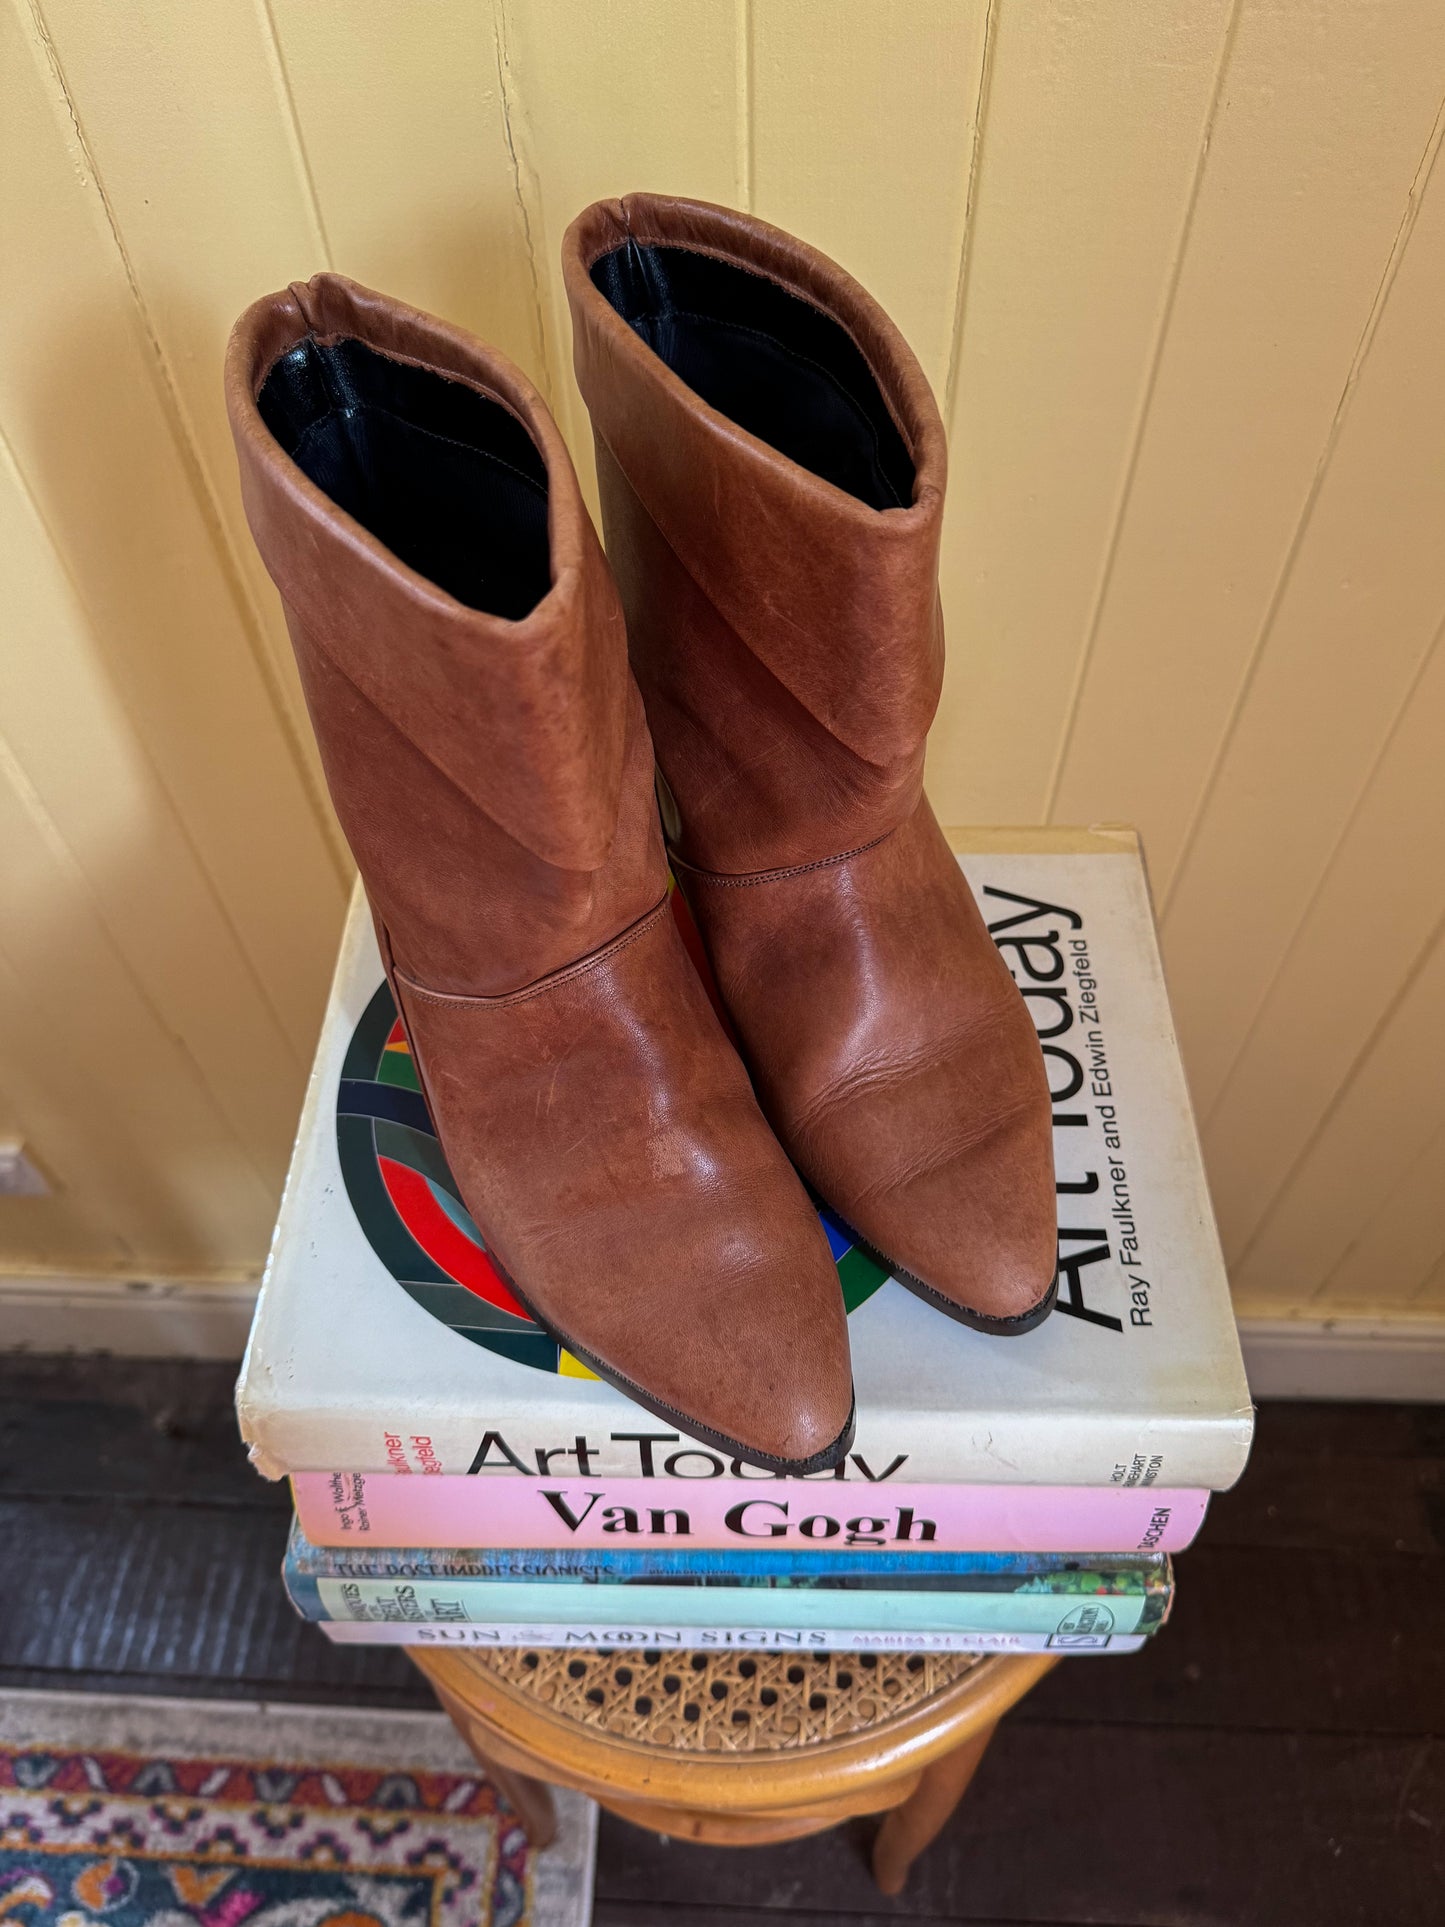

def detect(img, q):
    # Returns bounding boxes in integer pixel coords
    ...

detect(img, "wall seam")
[1312,1120,1445,1309]
[1198,602,1445,1138]
[1041,0,1243,822]
[0,949,131,1267]
[942,0,997,426]
[491,0,555,406]
[1228,910,1445,1279]
[1160,78,1445,923]
[1414,1250,1445,1309]
[0,412,308,1095]
[24,0,352,886]
[255,0,335,264]
[736,0,754,211]
[22,0,353,889]
[0,715,278,1213]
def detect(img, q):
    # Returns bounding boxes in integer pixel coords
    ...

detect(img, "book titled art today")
[238,829,1254,1495]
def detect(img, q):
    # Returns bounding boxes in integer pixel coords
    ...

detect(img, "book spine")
[318,1621,1150,1654]
[244,1405,1254,1490]
[291,1472,1206,1554]
[287,1572,1165,1637]
[286,1541,1169,1589]
[284,1519,1170,1583]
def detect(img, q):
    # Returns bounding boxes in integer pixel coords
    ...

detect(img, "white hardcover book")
[238,828,1253,1491]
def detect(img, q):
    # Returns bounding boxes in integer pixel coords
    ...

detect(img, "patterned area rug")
[0,1692,594,1927]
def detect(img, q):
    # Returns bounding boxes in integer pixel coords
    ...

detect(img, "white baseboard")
[2,1277,1442,1400]
[1238,1314,1445,1402]
[0,1275,260,1361]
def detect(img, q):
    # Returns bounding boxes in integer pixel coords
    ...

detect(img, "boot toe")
[805,1062,1057,1330]
[587,1201,858,1471]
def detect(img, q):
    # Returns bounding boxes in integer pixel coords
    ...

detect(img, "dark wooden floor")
[1,1356,1440,1924]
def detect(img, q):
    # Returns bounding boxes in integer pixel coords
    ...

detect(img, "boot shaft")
[226,275,665,995]
[563,194,949,873]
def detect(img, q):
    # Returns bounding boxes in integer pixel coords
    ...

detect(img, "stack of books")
[240,829,1253,1659]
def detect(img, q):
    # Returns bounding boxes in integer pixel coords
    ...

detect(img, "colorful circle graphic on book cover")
[336,898,891,1374]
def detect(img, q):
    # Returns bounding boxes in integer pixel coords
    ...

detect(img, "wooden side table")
[413,1643,1054,1896]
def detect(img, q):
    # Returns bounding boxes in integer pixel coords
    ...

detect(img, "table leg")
[424,1667,558,1848]
[871,1720,1000,1897]
[480,1756,558,1849]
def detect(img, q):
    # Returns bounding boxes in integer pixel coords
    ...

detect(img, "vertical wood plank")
[0,1075,130,1275]
[929,0,1234,822]
[1161,144,1445,1117]
[1313,1123,1445,1312]
[495,0,743,487]
[267,0,544,378]
[1228,926,1445,1312]
[0,434,306,1194]
[1415,1252,1445,1311]
[1049,3,1445,884]
[3,0,347,1066]
[31,0,341,810]
[0,766,276,1275]
[1201,617,1445,1269]
[748,0,988,395]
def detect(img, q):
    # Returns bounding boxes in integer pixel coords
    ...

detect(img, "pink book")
[292,1472,1207,1555]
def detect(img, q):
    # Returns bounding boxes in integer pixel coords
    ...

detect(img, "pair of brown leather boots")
[226,193,1056,1476]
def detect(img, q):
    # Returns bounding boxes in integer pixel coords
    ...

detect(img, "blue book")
[283,1518,1179,1595]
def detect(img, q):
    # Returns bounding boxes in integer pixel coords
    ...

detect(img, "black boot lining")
[259,337,550,619]
[591,241,915,510]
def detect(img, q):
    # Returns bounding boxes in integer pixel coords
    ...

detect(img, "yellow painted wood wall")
[3,0,1443,1321]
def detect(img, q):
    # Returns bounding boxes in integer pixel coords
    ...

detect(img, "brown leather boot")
[225,273,854,1470]
[563,197,1057,1331]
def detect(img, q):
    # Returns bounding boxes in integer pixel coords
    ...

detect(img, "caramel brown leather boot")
[225,273,854,1470]
[563,197,1057,1332]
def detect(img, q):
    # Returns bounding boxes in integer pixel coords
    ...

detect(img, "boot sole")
[841,1219,1060,1336]
[487,1248,858,1478]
